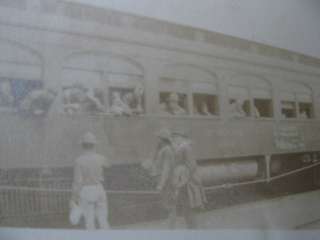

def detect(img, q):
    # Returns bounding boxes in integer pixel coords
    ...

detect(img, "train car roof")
[0,0,320,74]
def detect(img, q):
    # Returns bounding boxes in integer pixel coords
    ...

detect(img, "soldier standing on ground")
[171,131,207,229]
[152,128,207,229]
[71,132,111,230]
[152,128,177,228]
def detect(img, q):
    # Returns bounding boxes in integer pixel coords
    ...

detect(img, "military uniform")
[71,132,111,230]
[154,129,206,229]
[155,143,176,210]
[110,92,132,116]
[166,93,187,115]
[171,134,207,228]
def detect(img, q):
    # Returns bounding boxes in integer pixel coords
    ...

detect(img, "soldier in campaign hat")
[71,132,111,230]
[150,128,178,228]
[170,130,207,229]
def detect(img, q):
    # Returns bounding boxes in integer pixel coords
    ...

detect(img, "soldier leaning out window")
[0,79,14,110]
[0,78,44,113]
[229,99,246,118]
[62,83,105,115]
[281,101,296,119]
[193,94,218,116]
[20,88,57,116]
[297,94,313,119]
[298,103,312,119]
[109,86,144,116]
[160,92,188,116]
[228,86,251,118]
[253,99,273,118]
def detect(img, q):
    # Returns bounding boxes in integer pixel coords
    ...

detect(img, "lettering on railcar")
[274,125,305,150]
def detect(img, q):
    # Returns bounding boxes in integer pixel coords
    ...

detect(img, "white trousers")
[79,184,109,230]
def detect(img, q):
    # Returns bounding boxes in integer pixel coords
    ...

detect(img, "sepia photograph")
[0,0,320,238]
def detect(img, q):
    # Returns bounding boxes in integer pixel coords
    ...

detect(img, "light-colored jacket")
[72,151,110,201]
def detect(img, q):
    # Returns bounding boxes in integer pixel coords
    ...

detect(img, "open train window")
[281,101,297,119]
[228,86,250,117]
[193,94,218,116]
[280,85,314,120]
[192,82,218,116]
[108,75,145,116]
[62,53,145,115]
[297,93,313,119]
[252,89,273,118]
[298,103,313,119]
[0,41,43,113]
[109,86,144,115]
[0,78,43,112]
[159,92,188,115]
[281,92,297,119]
[61,69,106,114]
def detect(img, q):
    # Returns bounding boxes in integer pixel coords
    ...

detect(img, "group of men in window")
[62,83,105,114]
[62,83,144,116]
[109,88,144,116]
[0,80,14,109]
[160,92,187,115]
[0,78,313,120]
[281,102,312,119]
[229,99,261,118]
[0,78,57,116]
[60,84,313,119]
[160,92,217,116]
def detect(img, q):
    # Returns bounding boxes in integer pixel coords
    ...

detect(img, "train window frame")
[228,75,275,121]
[280,90,314,121]
[158,77,190,117]
[0,77,43,113]
[192,93,219,117]
[62,53,146,116]
[0,41,44,113]
[61,68,106,115]
[159,91,189,116]
[107,73,145,116]
[191,82,219,118]
[228,85,251,118]
[296,93,314,120]
[252,88,273,119]
[158,64,223,119]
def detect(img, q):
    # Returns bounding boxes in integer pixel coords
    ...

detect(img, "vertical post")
[102,70,110,112]
[187,84,193,115]
[141,60,162,114]
[272,82,282,120]
[42,48,63,90]
[311,90,317,119]
[265,155,271,182]
[248,88,254,118]
[294,93,299,119]
[217,73,229,120]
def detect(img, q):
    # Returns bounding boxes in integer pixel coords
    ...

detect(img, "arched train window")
[228,75,272,118]
[0,41,43,112]
[62,53,144,116]
[280,81,313,119]
[159,64,217,117]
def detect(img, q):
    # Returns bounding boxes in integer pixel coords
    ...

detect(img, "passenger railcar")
[0,0,320,192]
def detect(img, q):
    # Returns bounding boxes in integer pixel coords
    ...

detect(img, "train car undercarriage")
[1,151,320,228]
